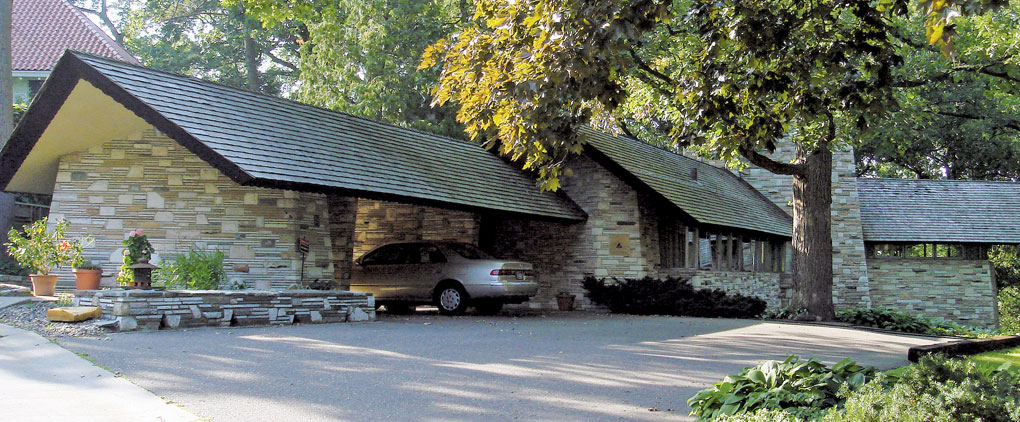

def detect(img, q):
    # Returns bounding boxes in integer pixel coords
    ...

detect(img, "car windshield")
[445,243,493,260]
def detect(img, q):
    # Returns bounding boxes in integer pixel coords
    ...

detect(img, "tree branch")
[739,143,808,175]
[264,50,298,72]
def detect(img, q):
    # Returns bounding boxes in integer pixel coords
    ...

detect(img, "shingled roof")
[582,129,793,237]
[858,178,1020,244]
[0,51,585,222]
[12,0,138,72]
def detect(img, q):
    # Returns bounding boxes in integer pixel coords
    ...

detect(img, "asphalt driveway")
[58,312,944,422]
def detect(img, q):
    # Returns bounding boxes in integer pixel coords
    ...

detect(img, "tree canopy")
[421,0,1019,318]
[232,0,470,139]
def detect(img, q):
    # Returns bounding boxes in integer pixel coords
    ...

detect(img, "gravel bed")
[0,301,110,339]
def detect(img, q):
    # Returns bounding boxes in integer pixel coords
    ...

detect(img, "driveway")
[58,312,944,422]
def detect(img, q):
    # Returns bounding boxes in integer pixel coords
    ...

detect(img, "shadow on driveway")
[58,312,943,422]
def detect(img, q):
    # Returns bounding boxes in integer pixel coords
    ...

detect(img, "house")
[0,51,1012,327]
[11,0,138,103]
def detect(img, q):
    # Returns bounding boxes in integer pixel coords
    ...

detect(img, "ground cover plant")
[835,307,997,338]
[581,276,766,318]
[688,356,882,421]
[155,247,226,290]
[705,355,1020,422]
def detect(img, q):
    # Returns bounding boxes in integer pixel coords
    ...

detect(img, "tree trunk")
[244,36,261,92]
[790,147,835,320]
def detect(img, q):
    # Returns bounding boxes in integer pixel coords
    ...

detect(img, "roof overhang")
[1,52,254,194]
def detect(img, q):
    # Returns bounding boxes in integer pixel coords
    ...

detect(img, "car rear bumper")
[465,281,539,300]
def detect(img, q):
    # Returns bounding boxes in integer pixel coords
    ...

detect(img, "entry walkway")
[0,324,200,422]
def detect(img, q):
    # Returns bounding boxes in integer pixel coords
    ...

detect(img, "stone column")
[327,195,358,289]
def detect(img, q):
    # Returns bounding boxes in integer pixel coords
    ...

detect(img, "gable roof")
[857,178,1020,244]
[582,129,793,237]
[12,0,138,72]
[0,51,585,222]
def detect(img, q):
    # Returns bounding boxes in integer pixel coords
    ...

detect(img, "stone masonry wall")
[75,289,375,331]
[483,154,647,309]
[739,147,872,309]
[868,259,998,327]
[48,128,338,289]
[352,199,479,260]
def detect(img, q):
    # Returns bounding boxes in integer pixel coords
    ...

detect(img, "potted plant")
[556,291,576,311]
[4,217,80,296]
[72,261,103,290]
[117,229,153,287]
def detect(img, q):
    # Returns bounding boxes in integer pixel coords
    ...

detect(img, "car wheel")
[475,301,503,316]
[434,284,468,315]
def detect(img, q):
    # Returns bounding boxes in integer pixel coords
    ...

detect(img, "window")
[658,219,788,273]
[444,243,493,260]
[867,243,976,260]
[658,218,686,268]
[28,79,44,99]
[359,244,409,266]
[411,244,447,264]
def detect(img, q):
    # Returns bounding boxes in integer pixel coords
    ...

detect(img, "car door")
[350,244,410,300]
[402,243,447,300]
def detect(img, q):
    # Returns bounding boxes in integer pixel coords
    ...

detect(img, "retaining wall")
[75,289,375,331]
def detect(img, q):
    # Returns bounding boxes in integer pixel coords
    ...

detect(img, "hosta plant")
[688,356,883,421]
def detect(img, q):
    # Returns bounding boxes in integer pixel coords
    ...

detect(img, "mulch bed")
[0,301,110,339]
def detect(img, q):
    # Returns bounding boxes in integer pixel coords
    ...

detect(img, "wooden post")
[693,227,700,269]
[726,233,734,271]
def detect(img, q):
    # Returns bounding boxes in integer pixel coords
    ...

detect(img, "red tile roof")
[12,0,138,72]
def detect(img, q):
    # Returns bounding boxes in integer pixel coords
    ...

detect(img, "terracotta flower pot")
[29,274,58,296]
[556,293,576,311]
[73,269,102,290]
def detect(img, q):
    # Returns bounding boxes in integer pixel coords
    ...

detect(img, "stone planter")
[73,269,102,290]
[556,293,575,311]
[29,274,58,296]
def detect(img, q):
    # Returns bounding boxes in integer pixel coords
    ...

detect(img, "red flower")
[60,241,70,250]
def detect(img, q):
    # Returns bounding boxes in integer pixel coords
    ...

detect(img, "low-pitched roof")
[857,178,1020,244]
[582,129,793,238]
[12,0,138,72]
[0,51,585,222]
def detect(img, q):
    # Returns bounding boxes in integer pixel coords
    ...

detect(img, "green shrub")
[688,356,882,421]
[835,307,995,338]
[999,286,1020,335]
[154,247,225,290]
[824,355,1020,422]
[581,276,767,319]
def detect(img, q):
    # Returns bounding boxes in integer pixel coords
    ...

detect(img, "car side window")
[360,245,406,266]
[416,244,446,264]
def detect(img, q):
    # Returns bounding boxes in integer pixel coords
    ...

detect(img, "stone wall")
[739,147,872,309]
[48,128,340,289]
[352,199,479,259]
[483,154,647,309]
[75,289,375,331]
[868,258,998,327]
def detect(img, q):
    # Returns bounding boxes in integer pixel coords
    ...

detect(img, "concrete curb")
[908,335,1020,362]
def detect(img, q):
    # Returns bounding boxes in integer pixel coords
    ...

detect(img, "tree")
[421,0,1018,319]
[234,0,470,138]
[79,0,303,95]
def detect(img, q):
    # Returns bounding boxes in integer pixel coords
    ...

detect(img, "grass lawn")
[886,346,1020,376]
[970,345,1020,372]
